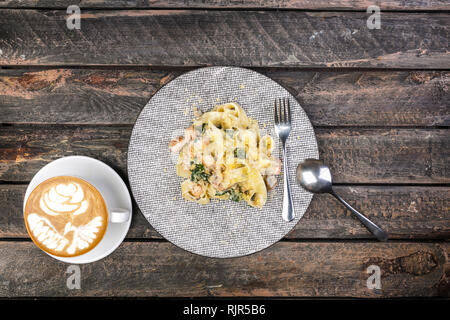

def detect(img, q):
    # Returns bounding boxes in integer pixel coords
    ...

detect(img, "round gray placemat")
[127,66,318,258]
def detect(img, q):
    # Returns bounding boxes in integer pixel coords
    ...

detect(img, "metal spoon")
[296,159,388,241]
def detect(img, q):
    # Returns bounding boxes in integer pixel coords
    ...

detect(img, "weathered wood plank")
[275,70,450,127]
[0,69,170,125]
[0,10,448,68]
[0,69,448,126]
[0,241,447,297]
[2,184,449,239]
[1,0,449,10]
[319,128,449,184]
[0,127,448,183]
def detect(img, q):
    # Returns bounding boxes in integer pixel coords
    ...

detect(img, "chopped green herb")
[229,189,241,202]
[195,123,207,135]
[225,129,234,138]
[234,147,246,159]
[215,188,241,202]
[190,163,210,182]
[215,190,229,196]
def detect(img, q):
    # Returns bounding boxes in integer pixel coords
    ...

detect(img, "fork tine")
[286,98,291,124]
[274,99,279,124]
[277,98,281,123]
[279,98,283,123]
[283,98,287,124]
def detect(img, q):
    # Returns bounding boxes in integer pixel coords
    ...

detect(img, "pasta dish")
[169,102,281,208]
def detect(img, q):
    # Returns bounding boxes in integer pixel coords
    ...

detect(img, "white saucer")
[23,156,132,264]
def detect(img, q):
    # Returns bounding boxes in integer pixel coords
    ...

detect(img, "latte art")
[40,183,88,216]
[24,176,108,257]
[27,213,69,252]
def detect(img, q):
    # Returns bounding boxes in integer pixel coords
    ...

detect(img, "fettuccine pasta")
[169,102,281,208]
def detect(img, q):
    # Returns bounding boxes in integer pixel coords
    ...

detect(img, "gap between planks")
[0,7,450,13]
[0,238,447,243]
[2,66,450,72]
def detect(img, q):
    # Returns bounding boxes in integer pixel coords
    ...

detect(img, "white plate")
[23,156,132,264]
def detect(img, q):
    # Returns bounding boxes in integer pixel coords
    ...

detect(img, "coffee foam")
[40,182,88,215]
[24,176,108,257]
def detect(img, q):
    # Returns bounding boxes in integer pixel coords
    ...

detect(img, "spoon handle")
[331,190,388,241]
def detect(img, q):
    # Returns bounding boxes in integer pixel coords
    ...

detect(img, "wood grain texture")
[0,10,449,68]
[2,184,449,239]
[1,0,450,10]
[0,126,448,183]
[0,69,449,126]
[0,241,448,297]
[0,1,447,301]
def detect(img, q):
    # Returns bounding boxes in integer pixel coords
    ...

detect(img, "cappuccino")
[24,176,108,257]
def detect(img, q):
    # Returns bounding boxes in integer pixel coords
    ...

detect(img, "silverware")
[296,159,388,241]
[274,98,295,222]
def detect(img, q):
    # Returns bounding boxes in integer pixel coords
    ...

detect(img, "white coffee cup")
[109,208,130,223]
[23,156,132,264]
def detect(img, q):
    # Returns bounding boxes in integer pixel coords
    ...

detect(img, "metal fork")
[274,98,295,222]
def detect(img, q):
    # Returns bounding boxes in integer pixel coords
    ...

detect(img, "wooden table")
[0,1,449,299]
